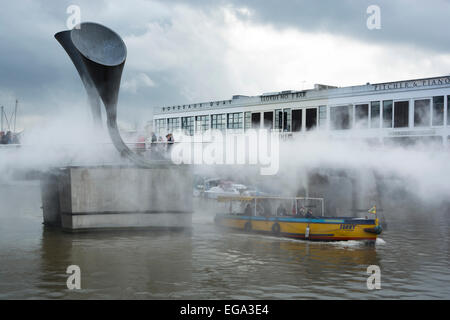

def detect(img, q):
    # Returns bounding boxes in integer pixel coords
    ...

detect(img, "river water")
[0,181,449,299]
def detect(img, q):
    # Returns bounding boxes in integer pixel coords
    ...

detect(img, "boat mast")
[1,105,3,132]
[13,99,18,133]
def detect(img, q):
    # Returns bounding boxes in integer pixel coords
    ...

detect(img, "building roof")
[154,75,450,116]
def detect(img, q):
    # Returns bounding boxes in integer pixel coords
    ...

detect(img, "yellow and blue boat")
[214,196,382,242]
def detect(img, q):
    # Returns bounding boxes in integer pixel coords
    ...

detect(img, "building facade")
[151,75,450,145]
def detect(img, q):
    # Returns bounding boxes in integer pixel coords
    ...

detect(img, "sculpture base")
[41,165,193,231]
[60,212,192,232]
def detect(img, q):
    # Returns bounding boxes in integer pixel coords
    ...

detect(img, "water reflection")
[1,181,449,299]
[38,227,193,299]
[189,226,380,299]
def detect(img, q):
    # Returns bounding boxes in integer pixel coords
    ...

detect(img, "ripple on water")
[1,187,450,299]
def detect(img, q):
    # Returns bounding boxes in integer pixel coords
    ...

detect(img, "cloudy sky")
[1,0,450,131]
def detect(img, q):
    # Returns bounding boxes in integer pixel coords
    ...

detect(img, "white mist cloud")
[0,108,125,180]
[122,73,156,94]
[277,133,450,208]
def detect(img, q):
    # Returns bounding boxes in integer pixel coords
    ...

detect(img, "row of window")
[335,96,448,130]
[154,95,450,135]
[155,108,321,135]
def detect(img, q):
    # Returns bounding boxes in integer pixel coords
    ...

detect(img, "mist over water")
[3,106,450,211]
[0,114,449,299]
[277,134,450,216]
[0,109,129,180]
[281,134,450,201]
[188,130,450,220]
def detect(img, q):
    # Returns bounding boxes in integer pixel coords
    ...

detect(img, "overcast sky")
[1,0,450,130]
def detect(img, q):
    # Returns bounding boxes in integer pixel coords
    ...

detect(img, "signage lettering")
[260,91,305,102]
[374,77,450,91]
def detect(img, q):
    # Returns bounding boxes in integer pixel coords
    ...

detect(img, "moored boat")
[214,196,382,242]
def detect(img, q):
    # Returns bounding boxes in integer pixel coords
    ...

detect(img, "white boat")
[203,185,240,199]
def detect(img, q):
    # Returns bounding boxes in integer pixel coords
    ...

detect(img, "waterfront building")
[151,75,450,145]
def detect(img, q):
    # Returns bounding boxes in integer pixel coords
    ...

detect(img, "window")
[227,112,243,130]
[330,105,352,130]
[448,96,450,126]
[432,96,444,126]
[195,115,210,133]
[155,119,166,135]
[275,109,282,130]
[263,111,273,129]
[370,101,380,128]
[244,112,252,131]
[414,99,430,127]
[305,108,317,131]
[211,114,226,131]
[394,101,409,128]
[383,100,393,128]
[181,116,194,135]
[355,104,369,129]
[251,113,261,129]
[167,117,180,133]
[318,106,326,129]
[292,109,302,132]
[283,108,292,132]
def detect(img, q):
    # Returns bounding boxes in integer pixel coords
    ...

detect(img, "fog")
[1,111,450,221]
[187,129,450,219]
[0,108,126,181]
[282,134,448,195]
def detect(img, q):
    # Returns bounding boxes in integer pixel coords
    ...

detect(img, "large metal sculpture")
[55,22,154,167]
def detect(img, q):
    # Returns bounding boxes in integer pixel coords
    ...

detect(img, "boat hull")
[214,214,380,242]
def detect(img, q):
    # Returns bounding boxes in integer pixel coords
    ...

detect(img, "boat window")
[432,96,444,126]
[394,101,409,128]
[414,99,431,127]
[305,108,317,131]
[382,100,393,128]
[283,108,291,132]
[263,111,273,129]
[370,101,380,128]
[292,109,302,132]
[330,105,352,130]
[355,104,369,129]
[318,106,327,130]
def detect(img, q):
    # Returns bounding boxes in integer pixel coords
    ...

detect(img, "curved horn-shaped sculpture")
[56,22,156,167]
[55,30,102,127]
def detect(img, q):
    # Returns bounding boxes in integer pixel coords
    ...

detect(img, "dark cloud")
[0,0,449,130]
[0,0,174,127]
[186,0,450,53]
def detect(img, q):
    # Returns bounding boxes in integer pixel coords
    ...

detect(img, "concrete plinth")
[41,165,193,231]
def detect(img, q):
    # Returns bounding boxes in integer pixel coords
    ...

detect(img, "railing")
[0,142,174,170]
[217,195,325,217]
